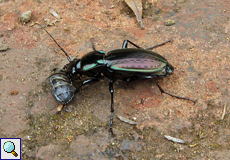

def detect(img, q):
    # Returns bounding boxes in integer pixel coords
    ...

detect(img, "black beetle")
[36,23,196,135]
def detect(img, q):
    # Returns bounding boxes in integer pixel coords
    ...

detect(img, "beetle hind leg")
[122,40,142,49]
[154,81,196,103]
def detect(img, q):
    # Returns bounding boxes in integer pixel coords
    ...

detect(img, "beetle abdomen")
[49,71,76,105]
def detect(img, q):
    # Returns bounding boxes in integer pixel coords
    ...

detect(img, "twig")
[221,103,227,120]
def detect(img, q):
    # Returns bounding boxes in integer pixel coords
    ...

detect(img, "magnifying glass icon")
[3,141,18,157]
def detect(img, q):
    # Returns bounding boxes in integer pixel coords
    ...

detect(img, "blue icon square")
[0,138,21,160]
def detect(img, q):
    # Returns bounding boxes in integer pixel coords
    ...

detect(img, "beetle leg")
[71,75,81,81]
[122,40,142,49]
[79,76,103,87]
[74,75,103,94]
[62,105,73,112]
[91,38,107,55]
[109,80,115,136]
[154,81,196,103]
[146,39,173,50]
[91,38,97,51]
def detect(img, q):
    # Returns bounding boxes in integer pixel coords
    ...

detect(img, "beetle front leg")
[78,75,103,88]
[109,80,115,136]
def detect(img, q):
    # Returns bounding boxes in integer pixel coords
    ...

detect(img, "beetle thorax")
[63,59,80,76]
[165,63,174,76]
[71,59,82,76]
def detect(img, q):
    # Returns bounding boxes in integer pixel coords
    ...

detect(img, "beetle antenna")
[35,23,72,62]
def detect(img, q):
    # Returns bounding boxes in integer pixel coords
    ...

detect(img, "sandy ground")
[0,0,229,159]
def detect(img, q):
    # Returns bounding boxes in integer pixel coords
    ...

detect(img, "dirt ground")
[0,0,229,159]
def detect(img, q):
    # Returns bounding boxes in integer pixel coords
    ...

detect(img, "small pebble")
[20,11,31,23]
[165,20,175,26]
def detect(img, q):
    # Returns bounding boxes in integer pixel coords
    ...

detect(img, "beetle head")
[165,63,174,76]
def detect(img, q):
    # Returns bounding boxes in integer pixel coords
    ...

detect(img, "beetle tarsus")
[154,81,196,103]
[109,113,115,137]
[62,105,72,112]
[109,80,115,134]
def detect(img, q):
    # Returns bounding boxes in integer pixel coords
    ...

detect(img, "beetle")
[36,23,196,135]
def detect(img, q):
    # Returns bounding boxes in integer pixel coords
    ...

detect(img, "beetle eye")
[161,68,166,74]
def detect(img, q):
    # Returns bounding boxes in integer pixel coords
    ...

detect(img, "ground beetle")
[36,23,196,135]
